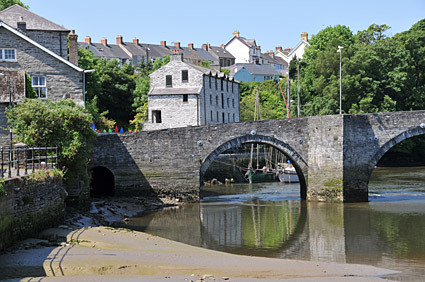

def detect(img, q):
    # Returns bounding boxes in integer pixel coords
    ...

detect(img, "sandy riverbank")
[0,197,398,281]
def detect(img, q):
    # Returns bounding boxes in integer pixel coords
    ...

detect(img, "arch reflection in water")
[200,201,303,252]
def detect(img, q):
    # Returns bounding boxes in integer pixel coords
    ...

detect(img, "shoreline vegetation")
[0,197,398,281]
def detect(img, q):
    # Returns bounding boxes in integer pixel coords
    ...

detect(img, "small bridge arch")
[90,166,115,197]
[200,134,308,200]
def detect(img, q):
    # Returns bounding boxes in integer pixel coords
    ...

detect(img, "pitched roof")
[0,21,83,72]
[225,36,256,49]
[79,42,130,60]
[208,45,235,59]
[226,63,280,78]
[121,42,147,57]
[0,4,69,31]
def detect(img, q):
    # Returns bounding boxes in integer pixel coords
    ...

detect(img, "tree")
[356,24,391,44]
[0,0,28,10]
[6,99,97,191]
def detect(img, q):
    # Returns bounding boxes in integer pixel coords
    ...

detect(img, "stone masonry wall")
[0,28,83,105]
[0,175,65,251]
[26,30,68,60]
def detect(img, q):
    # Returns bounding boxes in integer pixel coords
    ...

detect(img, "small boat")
[277,163,299,183]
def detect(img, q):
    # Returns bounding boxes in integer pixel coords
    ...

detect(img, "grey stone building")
[144,52,240,130]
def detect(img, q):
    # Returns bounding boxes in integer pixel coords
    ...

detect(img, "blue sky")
[25,0,424,52]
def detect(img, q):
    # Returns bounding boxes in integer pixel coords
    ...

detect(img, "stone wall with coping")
[0,175,65,251]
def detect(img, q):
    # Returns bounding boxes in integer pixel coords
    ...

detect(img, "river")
[118,167,425,281]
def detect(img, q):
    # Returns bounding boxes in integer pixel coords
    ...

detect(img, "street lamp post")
[337,46,343,114]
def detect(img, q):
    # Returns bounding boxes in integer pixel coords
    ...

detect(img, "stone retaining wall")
[0,175,65,251]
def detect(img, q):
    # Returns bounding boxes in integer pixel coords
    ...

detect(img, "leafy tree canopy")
[0,0,28,10]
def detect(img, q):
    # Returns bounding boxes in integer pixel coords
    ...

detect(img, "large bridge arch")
[366,126,425,184]
[200,134,308,200]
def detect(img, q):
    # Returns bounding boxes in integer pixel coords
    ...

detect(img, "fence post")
[16,148,20,177]
[8,147,11,178]
[24,147,28,175]
[1,147,3,178]
[32,148,35,174]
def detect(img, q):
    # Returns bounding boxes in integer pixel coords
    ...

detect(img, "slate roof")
[208,45,235,59]
[121,42,147,57]
[79,42,130,60]
[226,63,280,78]
[149,87,202,96]
[0,4,69,31]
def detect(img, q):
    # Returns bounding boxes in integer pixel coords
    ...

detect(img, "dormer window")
[182,70,188,82]
[0,49,16,61]
[166,75,172,88]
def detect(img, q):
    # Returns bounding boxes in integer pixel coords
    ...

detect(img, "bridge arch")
[200,134,308,200]
[367,126,425,184]
[90,166,115,197]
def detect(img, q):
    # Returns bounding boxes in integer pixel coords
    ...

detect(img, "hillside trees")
[0,0,28,10]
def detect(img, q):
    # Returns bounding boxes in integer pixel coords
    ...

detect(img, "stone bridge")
[90,111,425,202]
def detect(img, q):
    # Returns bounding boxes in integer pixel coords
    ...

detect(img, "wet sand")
[0,197,398,281]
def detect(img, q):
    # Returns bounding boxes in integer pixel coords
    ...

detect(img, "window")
[0,49,16,61]
[227,59,231,66]
[216,96,218,106]
[232,99,235,108]
[227,98,230,108]
[221,79,223,91]
[210,95,212,105]
[182,70,188,82]
[228,113,230,123]
[183,94,188,103]
[215,78,217,90]
[216,111,219,122]
[222,112,225,123]
[232,82,234,93]
[226,80,228,92]
[210,111,213,121]
[166,75,172,88]
[31,76,47,99]
[233,113,235,122]
[152,110,162,123]
[221,93,224,109]
[209,76,211,88]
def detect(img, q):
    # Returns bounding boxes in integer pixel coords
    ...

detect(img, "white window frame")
[31,76,47,99]
[0,48,17,61]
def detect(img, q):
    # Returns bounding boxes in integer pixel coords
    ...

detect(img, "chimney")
[68,30,78,66]
[174,42,180,49]
[275,46,283,52]
[188,43,194,49]
[101,38,108,45]
[233,31,240,38]
[301,32,308,41]
[202,44,208,51]
[133,38,139,45]
[116,35,123,45]
[85,36,92,44]
[207,43,211,48]
[220,44,224,48]
[284,48,291,53]
[171,50,183,61]
[160,41,166,47]
[256,46,261,50]
[17,16,26,33]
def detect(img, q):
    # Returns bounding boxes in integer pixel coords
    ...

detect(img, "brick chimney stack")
[133,38,139,45]
[233,31,240,38]
[188,43,194,49]
[220,44,225,48]
[160,41,166,47]
[17,16,26,33]
[301,32,308,41]
[174,42,180,49]
[202,44,208,51]
[284,48,291,53]
[116,35,123,45]
[170,50,183,62]
[275,46,283,52]
[101,38,107,45]
[85,36,92,44]
[68,30,78,66]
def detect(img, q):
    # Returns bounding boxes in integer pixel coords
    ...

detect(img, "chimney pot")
[116,35,123,45]
[188,43,194,49]
[174,42,180,48]
[160,41,166,47]
[284,48,291,53]
[220,44,224,48]
[85,36,91,44]
[202,44,208,51]
[301,32,308,41]
[133,38,139,45]
[101,38,107,46]
[275,46,283,52]
[233,31,240,38]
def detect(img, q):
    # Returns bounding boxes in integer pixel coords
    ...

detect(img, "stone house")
[144,52,240,130]
[202,43,235,68]
[0,5,84,105]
